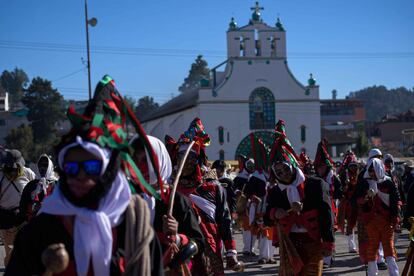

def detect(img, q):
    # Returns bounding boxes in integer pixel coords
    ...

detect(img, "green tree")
[0,68,29,107]
[124,96,136,110]
[135,96,159,120]
[22,77,65,143]
[179,55,210,94]
[4,124,34,161]
[355,129,369,157]
[332,89,337,100]
[347,85,414,121]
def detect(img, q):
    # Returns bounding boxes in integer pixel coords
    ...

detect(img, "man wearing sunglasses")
[0,149,35,266]
[265,120,334,275]
[6,76,163,276]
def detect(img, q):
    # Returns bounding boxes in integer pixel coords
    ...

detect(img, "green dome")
[308,73,316,86]
[252,11,261,21]
[229,17,237,30]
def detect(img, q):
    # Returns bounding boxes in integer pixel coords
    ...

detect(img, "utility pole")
[84,0,97,99]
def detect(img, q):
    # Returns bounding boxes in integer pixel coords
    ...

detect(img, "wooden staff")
[167,141,195,216]
[42,243,69,276]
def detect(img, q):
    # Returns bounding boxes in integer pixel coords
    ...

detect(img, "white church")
[142,2,321,160]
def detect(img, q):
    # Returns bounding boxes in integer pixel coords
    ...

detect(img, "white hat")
[368,148,382,159]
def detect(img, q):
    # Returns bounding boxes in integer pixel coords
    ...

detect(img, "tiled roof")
[141,89,199,123]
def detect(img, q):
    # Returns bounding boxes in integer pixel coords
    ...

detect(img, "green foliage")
[0,68,29,107]
[332,89,337,100]
[135,96,159,120]
[22,77,65,143]
[179,55,210,94]
[354,127,369,156]
[4,124,34,161]
[347,85,414,121]
[124,96,136,110]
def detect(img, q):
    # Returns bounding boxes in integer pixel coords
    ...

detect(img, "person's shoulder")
[305,176,328,192]
[174,191,193,207]
[22,179,39,194]
[219,177,233,185]
[23,167,36,181]
[19,213,62,238]
[306,175,324,185]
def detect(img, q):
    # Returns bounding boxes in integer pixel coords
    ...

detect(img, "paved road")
[227,230,410,275]
[0,230,410,275]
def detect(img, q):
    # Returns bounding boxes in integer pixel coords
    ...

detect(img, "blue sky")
[1,0,413,104]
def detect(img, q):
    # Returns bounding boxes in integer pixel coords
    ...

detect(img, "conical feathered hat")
[313,138,334,169]
[249,132,269,172]
[269,120,301,168]
[63,75,163,199]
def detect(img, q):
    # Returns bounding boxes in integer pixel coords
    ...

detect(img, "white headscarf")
[130,134,172,185]
[278,168,306,205]
[364,157,391,206]
[130,135,173,224]
[40,137,131,276]
[32,154,57,199]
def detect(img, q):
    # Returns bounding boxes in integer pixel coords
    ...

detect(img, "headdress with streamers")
[178,117,211,156]
[176,118,210,185]
[249,132,269,172]
[313,138,335,169]
[338,150,357,175]
[269,120,301,168]
[64,75,164,200]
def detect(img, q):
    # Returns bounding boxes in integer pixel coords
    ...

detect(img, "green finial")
[229,17,237,30]
[276,17,285,31]
[251,1,264,22]
[308,73,316,86]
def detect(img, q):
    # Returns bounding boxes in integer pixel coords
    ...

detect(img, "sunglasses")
[63,160,103,176]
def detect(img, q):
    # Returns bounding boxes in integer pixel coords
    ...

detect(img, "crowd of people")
[1,75,414,276]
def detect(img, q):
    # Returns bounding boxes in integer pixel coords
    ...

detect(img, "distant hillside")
[346,85,414,121]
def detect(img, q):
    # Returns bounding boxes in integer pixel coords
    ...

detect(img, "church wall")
[276,101,321,158]
[202,59,318,102]
[198,103,248,161]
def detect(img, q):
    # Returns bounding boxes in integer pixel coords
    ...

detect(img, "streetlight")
[84,0,97,99]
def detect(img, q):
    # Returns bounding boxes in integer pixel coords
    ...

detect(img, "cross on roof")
[251,1,264,13]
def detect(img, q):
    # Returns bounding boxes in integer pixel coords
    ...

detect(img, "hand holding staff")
[167,141,195,216]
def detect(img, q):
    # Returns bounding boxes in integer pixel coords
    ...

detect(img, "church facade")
[142,3,321,160]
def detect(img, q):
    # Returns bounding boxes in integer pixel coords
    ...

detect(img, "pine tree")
[179,55,210,94]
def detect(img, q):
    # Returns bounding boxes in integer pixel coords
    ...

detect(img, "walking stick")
[167,141,195,216]
[164,141,196,275]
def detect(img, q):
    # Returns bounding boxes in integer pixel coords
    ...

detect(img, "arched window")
[300,125,306,143]
[219,150,225,161]
[218,126,224,145]
[249,87,275,129]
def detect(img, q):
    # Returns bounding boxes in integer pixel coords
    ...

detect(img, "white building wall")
[200,59,318,102]
[276,101,321,158]
[198,103,249,161]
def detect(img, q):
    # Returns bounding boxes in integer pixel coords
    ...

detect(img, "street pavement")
[0,230,410,275]
[226,230,410,275]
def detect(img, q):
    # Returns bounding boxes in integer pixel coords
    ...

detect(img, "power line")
[1,40,413,59]
[52,68,85,82]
